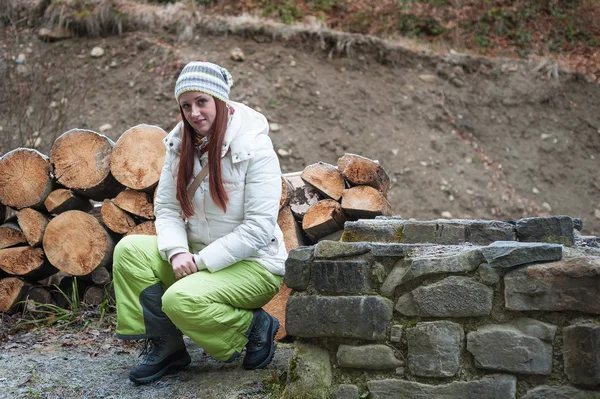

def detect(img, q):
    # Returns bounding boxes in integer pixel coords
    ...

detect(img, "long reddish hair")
[176,97,229,218]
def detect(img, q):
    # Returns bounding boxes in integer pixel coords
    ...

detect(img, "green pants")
[113,235,282,361]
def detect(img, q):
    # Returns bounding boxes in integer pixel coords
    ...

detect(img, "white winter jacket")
[154,101,286,276]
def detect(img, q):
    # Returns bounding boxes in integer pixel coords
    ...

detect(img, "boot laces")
[139,337,166,363]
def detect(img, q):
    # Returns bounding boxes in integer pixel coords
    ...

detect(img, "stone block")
[481,241,562,269]
[286,295,393,340]
[283,342,332,399]
[516,215,574,246]
[403,247,484,284]
[390,325,403,343]
[477,263,501,285]
[283,246,313,291]
[509,317,557,342]
[336,384,359,399]
[341,220,404,243]
[395,276,493,317]
[380,258,410,297]
[468,220,516,245]
[312,260,369,294]
[504,257,600,314]
[402,221,437,243]
[466,323,554,375]
[407,321,464,377]
[367,374,517,399]
[563,323,600,386]
[523,385,600,399]
[436,222,468,244]
[314,240,371,259]
[337,344,402,370]
[370,243,413,257]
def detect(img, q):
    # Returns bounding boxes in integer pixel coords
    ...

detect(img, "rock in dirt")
[230,47,245,61]
[38,26,74,42]
[99,124,112,133]
[90,47,105,57]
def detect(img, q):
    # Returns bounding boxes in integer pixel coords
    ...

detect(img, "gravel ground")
[0,327,292,399]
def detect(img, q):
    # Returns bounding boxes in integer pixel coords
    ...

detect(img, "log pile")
[0,126,393,344]
[0,125,165,313]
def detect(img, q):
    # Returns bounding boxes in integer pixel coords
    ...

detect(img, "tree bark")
[280,176,294,211]
[44,188,94,215]
[43,210,115,276]
[290,184,324,221]
[50,129,124,200]
[302,199,347,241]
[127,221,156,236]
[0,277,30,314]
[300,162,346,201]
[17,208,50,247]
[0,246,58,280]
[341,186,393,219]
[113,190,154,219]
[0,220,27,249]
[101,199,136,234]
[0,148,55,210]
[91,266,112,286]
[277,206,306,253]
[337,153,390,195]
[110,124,167,192]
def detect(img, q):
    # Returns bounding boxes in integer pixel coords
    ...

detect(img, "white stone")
[595,209,600,219]
[230,47,245,61]
[532,187,539,194]
[270,123,280,132]
[277,148,291,157]
[419,74,437,83]
[542,202,552,212]
[110,61,117,68]
[99,124,113,133]
[90,47,105,57]
[290,60,297,67]
[540,133,551,140]
[441,211,453,219]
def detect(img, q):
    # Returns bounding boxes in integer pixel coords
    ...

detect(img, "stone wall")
[282,216,600,399]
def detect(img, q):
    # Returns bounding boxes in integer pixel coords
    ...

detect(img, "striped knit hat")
[174,61,233,104]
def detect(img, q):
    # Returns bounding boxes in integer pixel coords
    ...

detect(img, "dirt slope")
[1,27,599,234]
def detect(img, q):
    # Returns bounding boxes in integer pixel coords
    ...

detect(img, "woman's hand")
[171,252,198,279]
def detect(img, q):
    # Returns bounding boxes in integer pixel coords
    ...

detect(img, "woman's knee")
[162,284,209,320]
[113,235,157,274]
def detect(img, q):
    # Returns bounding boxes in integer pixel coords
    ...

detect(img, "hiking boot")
[129,335,191,384]
[243,309,279,370]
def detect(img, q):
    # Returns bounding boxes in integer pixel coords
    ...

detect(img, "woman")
[112,61,287,384]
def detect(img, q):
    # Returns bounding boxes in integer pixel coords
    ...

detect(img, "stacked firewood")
[0,125,166,314]
[277,155,392,251]
[0,126,393,324]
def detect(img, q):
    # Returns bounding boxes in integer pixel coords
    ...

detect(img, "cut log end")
[43,210,114,276]
[341,186,393,220]
[127,221,156,236]
[17,208,50,247]
[101,199,136,234]
[83,286,105,306]
[337,153,390,194]
[51,129,114,191]
[0,246,57,279]
[0,277,28,313]
[113,190,154,219]
[302,199,347,241]
[44,189,93,214]
[0,148,54,209]
[300,162,345,201]
[111,125,167,191]
[0,222,27,249]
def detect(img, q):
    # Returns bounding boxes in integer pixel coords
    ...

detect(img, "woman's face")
[179,91,217,137]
